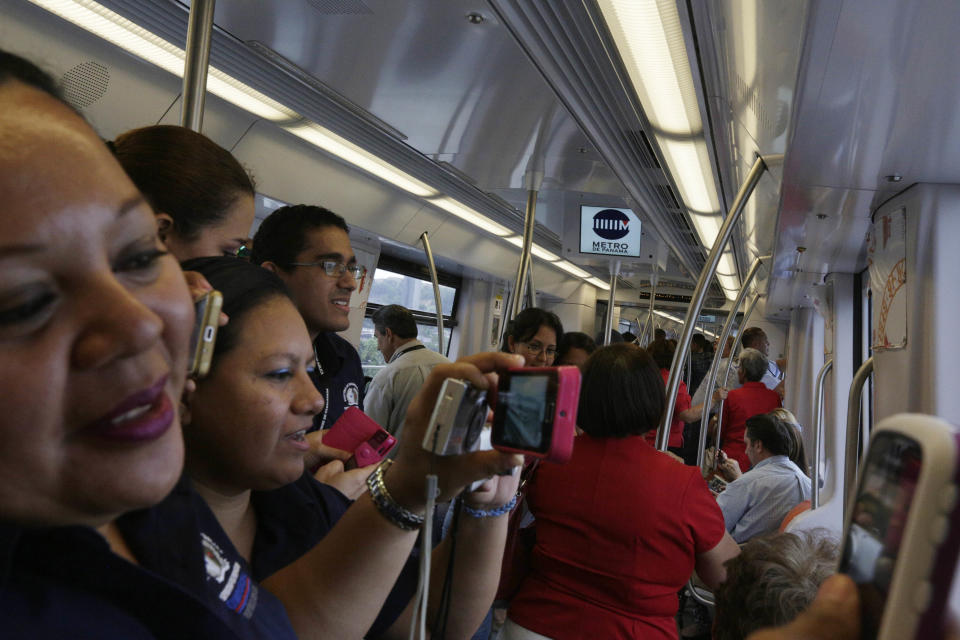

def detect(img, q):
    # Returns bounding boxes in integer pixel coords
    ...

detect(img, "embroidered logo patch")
[201,532,259,619]
[343,382,360,406]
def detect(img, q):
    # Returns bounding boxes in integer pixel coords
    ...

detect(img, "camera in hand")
[422,366,581,462]
[490,366,580,463]
[421,379,489,455]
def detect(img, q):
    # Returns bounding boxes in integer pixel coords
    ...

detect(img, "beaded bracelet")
[366,460,425,531]
[462,493,520,519]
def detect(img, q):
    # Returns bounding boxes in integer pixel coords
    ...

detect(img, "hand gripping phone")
[324,407,397,468]
[490,366,581,464]
[187,290,222,379]
[838,413,960,640]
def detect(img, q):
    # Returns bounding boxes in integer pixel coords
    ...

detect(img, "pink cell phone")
[324,407,397,468]
[490,366,581,464]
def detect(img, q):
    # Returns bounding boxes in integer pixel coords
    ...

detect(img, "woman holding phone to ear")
[174,256,523,639]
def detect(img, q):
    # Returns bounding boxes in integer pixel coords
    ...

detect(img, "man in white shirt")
[716,413,811,543]
[364,304,450,440]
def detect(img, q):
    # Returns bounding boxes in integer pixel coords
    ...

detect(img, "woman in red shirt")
[720,348,783,471]
[505,345,740,639]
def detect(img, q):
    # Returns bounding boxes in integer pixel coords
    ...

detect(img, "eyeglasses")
[287,260,367,280]
[521,341,558,358]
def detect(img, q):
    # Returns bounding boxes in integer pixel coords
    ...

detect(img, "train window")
[358,256,461,377]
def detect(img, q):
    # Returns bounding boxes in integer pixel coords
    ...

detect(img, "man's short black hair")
[654,328,666,341]
[741,327,767,350]
[578,344,665,438]
[557,331,596,363]
[371,305,417,340]
[250,204,349,268]
[745,413,793,457]
[692,333,708,349]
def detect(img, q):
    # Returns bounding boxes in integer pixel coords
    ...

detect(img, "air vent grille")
[61,61,109,109]
[303,0,372,16]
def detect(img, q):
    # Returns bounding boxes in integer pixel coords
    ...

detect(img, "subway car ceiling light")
[597,0,739,299]
[29,0,611,291]
[653,309,719,339]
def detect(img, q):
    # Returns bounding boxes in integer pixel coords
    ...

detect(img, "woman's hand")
[314,460,377,500]
[462,465,521,510]
[304,430,352,473]
[385,352,527,510]
[182,270,228,325]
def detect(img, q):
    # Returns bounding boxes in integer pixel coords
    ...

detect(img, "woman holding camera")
[504,344,740,640]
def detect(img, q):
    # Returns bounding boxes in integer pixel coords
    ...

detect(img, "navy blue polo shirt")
[247,472,420,639]
[117,476,298,640]
[0,520,247,638]
[311,332,365,432]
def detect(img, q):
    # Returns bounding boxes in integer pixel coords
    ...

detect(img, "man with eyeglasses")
[252,204,367,432]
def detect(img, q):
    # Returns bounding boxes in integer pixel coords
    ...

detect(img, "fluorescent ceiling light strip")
[504,236,561,262]
[429,197,511,237]
[554,260,592,279]
[286,124,437,199]
[587,277,611,290]
[31,0,295,121]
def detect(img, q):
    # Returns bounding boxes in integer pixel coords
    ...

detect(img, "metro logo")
[592,209,630,240]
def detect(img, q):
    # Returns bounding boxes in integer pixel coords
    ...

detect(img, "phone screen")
[498,374,551,450]
[840,431,923,639]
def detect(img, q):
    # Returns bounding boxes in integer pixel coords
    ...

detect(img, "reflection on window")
[359,316,452,378]
[368,268,456,316]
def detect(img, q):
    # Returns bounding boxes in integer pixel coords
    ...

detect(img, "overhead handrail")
[657,155,772,451]
[811,359,833,509]
[694,256,769,469]
[708,294,762,471]
[180,0,215,131]
[419,232,445,354]
[843,357,874,522]
[602,260,621,345]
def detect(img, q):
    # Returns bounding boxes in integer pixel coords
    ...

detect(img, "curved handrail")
[843,357,874,522]
[419,232,445,354]
[708,295,762,471]
[657,156,770,451]
[811,359,833,509]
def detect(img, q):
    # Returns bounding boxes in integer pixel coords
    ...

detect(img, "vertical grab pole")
[507,188,539,322]
[694,256,769,469]
[709,294,762,468]
[419,232,445,354]
[602,260,621,344]
[843,357,874,521]
[646,268,658,344]
[812,359,834,509]
[525,254,537,309]
[657,156,770,451]
[180,0,216,131]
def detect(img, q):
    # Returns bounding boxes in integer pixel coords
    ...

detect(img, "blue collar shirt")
[716,455,811,543]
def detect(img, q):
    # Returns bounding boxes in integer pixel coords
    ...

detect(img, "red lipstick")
[84,375,175,442]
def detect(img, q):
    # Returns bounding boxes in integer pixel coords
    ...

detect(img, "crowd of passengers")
[0,49,908,640]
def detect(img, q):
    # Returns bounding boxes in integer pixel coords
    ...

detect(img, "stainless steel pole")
[693,255,768,467]
[657,156,769,450]
[508,189,538,322]
[525,254,536,309]
[843,357,874,522]
[812,359,834,509]
[602,260,621,344]
[708,294,762,469]
[419,232,445,354]
[180,0,216,131]
[646,268,658,344]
